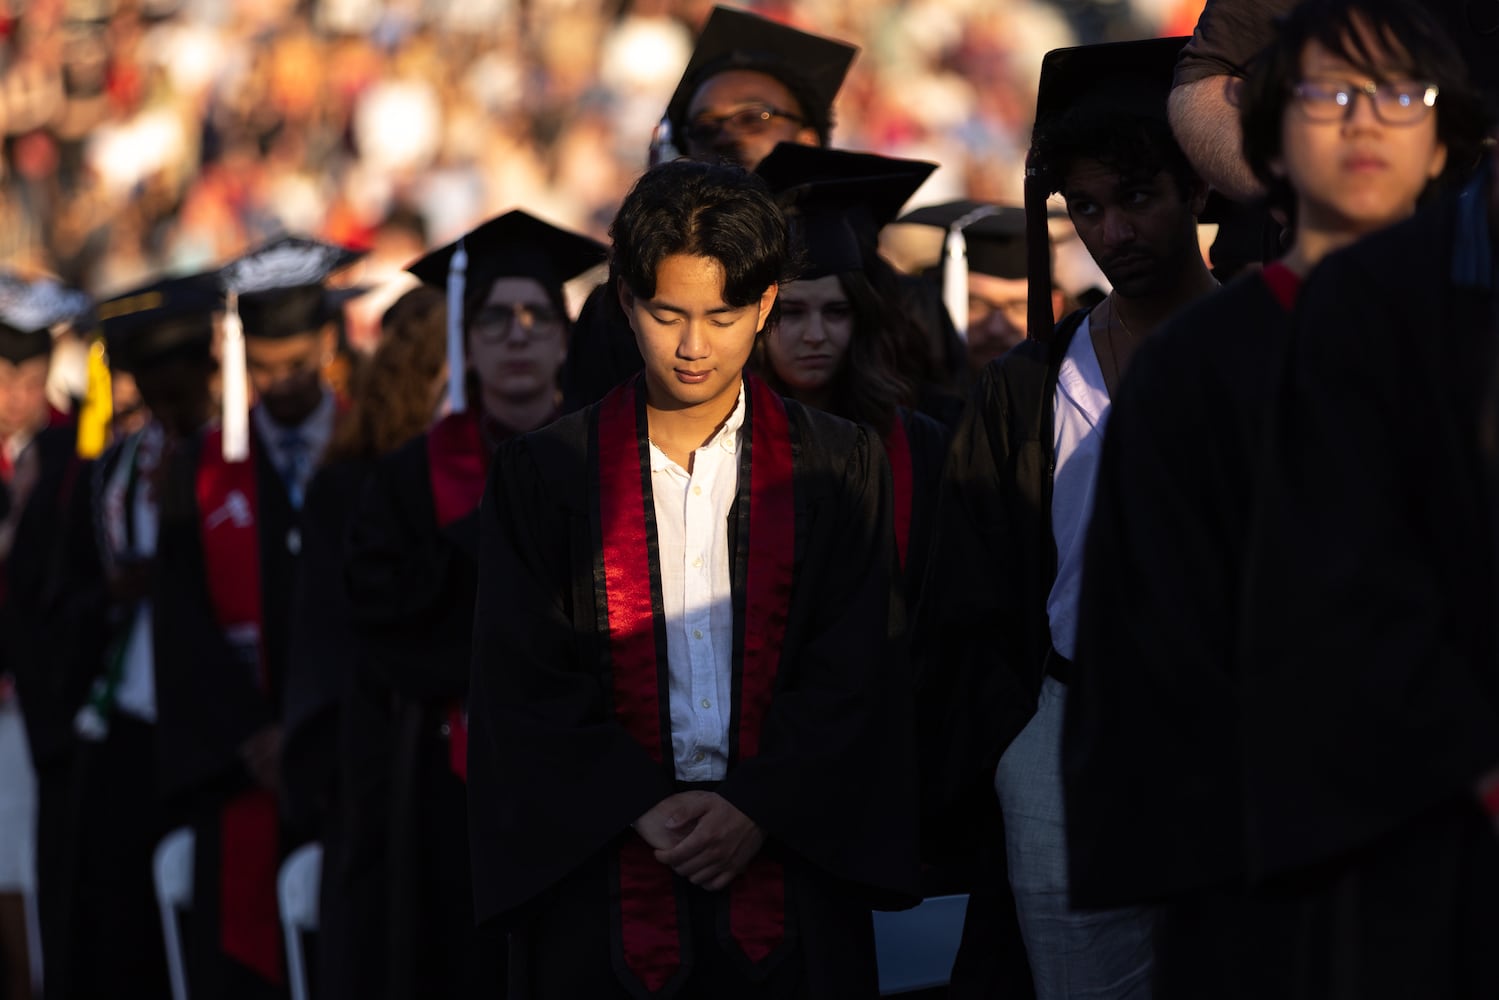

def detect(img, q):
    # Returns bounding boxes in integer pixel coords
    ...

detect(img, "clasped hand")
[634,791,765,892]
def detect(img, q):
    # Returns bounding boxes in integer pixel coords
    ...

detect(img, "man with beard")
[917,37,1217,998]
[151,237,360,999]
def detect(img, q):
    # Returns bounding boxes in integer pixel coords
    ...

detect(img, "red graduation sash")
[196,427,284,986]
[596,376,794,996]
[884,415,913,570]
[426,411,490,781]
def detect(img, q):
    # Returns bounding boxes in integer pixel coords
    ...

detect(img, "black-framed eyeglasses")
[471,303,563,342]
[684,104,806,145]
[1291,79,1438,126]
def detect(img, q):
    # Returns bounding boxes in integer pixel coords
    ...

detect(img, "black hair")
[1240,0,1490,222]
[609,159,793,307]
[1030,110,1200,204]
[755,269,914,436]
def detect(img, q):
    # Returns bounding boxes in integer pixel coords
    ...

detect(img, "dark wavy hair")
[609,160,794,307]
[1030,111,1200,203]
[755,269,915,436]
[1240,0,1491,222]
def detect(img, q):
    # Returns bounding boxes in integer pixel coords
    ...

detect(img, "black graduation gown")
[469,389,920,998]
[1,423,92,998]
[152,423,304,999]
[1235,179,1499,998]
[55,431,177,1000]
[560,282,640,413]
[895,406,949,613]
[1060,272,1302,995]
[279,455,379,1000]
[343,426,502,1000]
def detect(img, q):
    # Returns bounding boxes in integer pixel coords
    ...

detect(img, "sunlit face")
[619,253,777,413]
[684,69,819,169]
[467,276,567,408]
[0,354,51,439]
[766,274,852,395]
[1063,159,1206,300]
[1274,33,1447,240]
[245,328,331,427]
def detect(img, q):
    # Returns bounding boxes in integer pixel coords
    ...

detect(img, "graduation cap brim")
[896,200,1029,279]
[664,7,857,139]
[0,276,93,363]
[406,210,607,295]
[218,234,366,339]
[99,272,223,372]
[1027,36,1189,340]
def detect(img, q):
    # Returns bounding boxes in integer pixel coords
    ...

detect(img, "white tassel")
[944,225,969,343]
[222,290,249,462]
[446,239,468,414]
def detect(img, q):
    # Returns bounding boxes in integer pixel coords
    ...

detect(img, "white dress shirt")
[649,386,745,782]
[1046,316,1111,662]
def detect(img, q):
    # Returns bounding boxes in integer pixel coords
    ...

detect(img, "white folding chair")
[277,841,323,1000]
[152,827,195,1000]
[874,893,970,995]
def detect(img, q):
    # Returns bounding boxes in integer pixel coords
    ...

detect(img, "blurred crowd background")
[0,0,1205,327]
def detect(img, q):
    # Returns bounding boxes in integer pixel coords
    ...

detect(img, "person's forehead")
[687,68,803,118]
[781,274,846,301]
[245,331,321,357]
[969,272,1029,298]
[1062,158,1163,193]
[483,276,551,305]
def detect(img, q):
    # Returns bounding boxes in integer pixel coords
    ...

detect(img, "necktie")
[278,430,308,510]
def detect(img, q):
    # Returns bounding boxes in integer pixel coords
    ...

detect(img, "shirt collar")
[649,381,747,474]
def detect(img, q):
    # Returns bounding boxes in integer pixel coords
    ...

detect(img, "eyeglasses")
[471,303,563,342]
[1291,79,1438,126]
[684,104,806,145]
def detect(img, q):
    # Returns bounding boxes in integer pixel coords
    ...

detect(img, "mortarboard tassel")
[446,239,468,414]
[222,290,250,462]
[75,337,113,459]
[1024,150,1056,344]
[943,225,969,343]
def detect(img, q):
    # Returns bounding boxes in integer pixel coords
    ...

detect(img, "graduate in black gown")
[342,210,605,999]
[1061,4,1489,996]
[151,236,361,999]
[471,159,919,1000]
[59,272,221,1000]
[0,274,93,999]
[749,144,950,608]
[278,284,447,1000]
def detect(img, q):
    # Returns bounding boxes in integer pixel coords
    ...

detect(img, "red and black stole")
[593,374,795,997]
[883,414,913,569]
[195,428,283,986]
[426,410,490,781]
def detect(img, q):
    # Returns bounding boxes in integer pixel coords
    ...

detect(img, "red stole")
[884,415,913,570]
[596,376,794,996]
[196,428,284,986]
[426,411,490,781]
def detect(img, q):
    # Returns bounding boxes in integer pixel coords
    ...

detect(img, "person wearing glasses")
[342,210,605,1000]
[1063,1,1488,996]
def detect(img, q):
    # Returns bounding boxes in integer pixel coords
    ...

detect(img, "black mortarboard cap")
[98,271,222,373]
[0,274,93,364]
[1025,36,1187,340]
[406,210,607,297]
[897,200,1029,279]
[219,235,366,339]
[406,210,606,414]
[664,7,858,145]
[755,144,936,279]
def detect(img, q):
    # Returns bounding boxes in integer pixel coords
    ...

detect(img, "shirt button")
[722,438,735,453]
[692,555,703,569]
[693,629,703,640]
[701,698,711,709]
[692,485,702,496]
[693,751,705,763]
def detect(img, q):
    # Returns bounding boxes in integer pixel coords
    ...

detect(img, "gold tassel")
[75,338,112,459]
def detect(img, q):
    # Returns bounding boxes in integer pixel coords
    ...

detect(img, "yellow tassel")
[75,338,112,459]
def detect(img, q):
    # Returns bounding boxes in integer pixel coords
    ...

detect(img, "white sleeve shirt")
[648,385,746,782]
[1046,316,1112,662]
[109,422,165,722]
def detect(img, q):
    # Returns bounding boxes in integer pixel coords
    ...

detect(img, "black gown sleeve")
[715,416,919,906]
[151,438,271,801]
[467,430,673,925]
[1238,238,1499,879]
[344,440,475,702]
